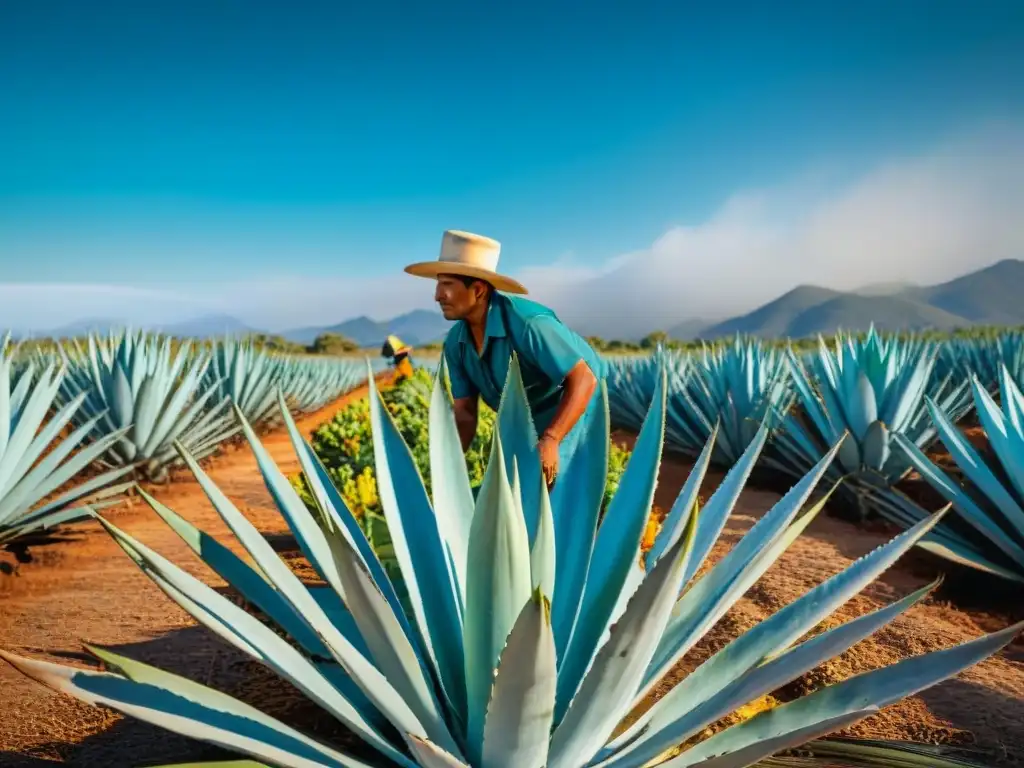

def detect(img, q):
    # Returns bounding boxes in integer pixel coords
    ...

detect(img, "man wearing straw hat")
[405,230,606,488]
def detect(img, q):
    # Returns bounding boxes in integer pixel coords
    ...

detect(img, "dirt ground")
[1,399,1023,766]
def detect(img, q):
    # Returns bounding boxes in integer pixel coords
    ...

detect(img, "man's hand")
[533,359,596,489]
[539,433,560,488]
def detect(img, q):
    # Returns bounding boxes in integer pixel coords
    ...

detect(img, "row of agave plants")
[605,327,1024,583]
[0,329,381,546]
[2,355,1020,767]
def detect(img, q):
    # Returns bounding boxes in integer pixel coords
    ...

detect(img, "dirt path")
[0,408,1022,766]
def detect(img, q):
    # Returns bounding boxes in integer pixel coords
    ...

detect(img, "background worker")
[381,334,415,382]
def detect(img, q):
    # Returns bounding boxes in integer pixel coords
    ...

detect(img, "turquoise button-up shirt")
[442,293,607,440]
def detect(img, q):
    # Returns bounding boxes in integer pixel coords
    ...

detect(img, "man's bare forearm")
[453,397,479,451]
[542,360,598,442]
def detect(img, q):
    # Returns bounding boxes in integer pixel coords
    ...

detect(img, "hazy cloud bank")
[517,121,1024,337]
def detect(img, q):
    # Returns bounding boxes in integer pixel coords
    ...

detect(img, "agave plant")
[0,345,134,545]
[202,338,287,428]
[934,333,1018,395]
[283,357,371,414]
[767,328,971,514]
[870,366,1024,582]
[995,332,1024,399]
[53,330,240,483]
[660,337,792,467]
[2,357,1018,767]
[605,350,673,432]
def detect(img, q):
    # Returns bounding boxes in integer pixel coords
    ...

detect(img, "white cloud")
[3,121,1022,339]
[516,121,1024,338]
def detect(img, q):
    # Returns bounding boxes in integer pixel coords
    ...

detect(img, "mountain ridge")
[671,258,1024,340]
[280,309,452,347]
[5,259,1022,345]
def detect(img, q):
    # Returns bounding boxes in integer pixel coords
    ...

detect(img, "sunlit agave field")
[605,328,1024,583]
[0,325,1022,767]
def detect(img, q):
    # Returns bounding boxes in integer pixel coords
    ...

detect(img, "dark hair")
[440,273,494,294]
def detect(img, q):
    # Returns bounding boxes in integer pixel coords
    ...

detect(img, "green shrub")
[291,368,632,546]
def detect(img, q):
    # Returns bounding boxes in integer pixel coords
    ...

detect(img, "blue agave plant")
[202,338,289,428]
[605,348,678,433]
[607,340,789,468]
[934,331,1023,396]
[283,357,374,414]
[871,366,1024,582]
[0,342,134,545]
[200,341,380,430]
[55,330,240,482]
[767,328,972,512]
[661,338,792,467]
[2,357,1018,767]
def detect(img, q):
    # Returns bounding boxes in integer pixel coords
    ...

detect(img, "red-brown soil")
[0,406,1021,766]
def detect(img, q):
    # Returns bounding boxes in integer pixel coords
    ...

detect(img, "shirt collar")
[458,294,507,345]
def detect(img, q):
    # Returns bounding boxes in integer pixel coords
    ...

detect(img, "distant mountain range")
[668,259,1024,340]
[11,314,259,341]
[280,309,453,348]
[7,259,1023,346]
[7,309,452,349]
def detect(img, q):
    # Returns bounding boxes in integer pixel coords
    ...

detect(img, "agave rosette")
[201,338,286,428]
[54,330,240,482]
[933,334,1014,395]
[605,353,663,431]
[2,356,1019,767]
[283,357,371,414]
[660,337,792,467]
[870,365,1024,582]
[768,328,971,507]
[0,345,134,545]
[606,347,690,435]
[994,332,1024,397]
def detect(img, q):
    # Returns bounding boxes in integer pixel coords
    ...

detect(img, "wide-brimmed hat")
[403,230,528,295]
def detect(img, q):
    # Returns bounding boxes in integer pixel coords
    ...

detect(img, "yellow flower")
[342,478,362,518]
[356,469,379,509]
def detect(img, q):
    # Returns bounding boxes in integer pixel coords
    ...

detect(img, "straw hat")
[404,230,528,295]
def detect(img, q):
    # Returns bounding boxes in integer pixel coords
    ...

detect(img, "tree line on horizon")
[7,324,1024,362]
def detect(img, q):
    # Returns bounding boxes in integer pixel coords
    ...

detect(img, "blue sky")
[1,1,1023,334]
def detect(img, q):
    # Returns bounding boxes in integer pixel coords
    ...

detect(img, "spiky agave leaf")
[662,338,792,467]
[53,329,240,481]
[2,354,1018,767]
[0,346,134,545]
[761,737,999,767]
[766,326,971,512]
[605,349,683,433]
[869,365,1024,581]
[284,357,369,414]
[200,338,287,429]
[605,339,790,469]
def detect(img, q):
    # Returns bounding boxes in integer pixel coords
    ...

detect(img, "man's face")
[435,275,483,320]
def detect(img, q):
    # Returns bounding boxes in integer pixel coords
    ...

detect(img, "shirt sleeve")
[443,338,476,399]
[520,315,588,383]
